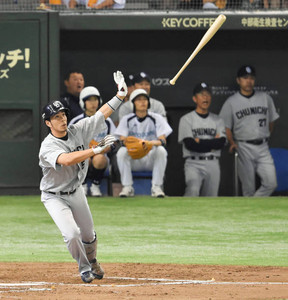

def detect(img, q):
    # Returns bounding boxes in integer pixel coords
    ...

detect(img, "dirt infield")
[0,262,287,299]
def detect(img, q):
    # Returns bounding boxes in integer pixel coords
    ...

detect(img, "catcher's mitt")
[125,136,153,160]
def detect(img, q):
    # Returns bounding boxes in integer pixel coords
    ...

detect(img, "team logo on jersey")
[235,106,268,119]
[192,128,216,136]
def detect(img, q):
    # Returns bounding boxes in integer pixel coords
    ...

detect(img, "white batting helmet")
[79,86,102,111]
[129,88,150,110]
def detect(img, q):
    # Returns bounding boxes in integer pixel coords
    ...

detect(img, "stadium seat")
[132,171,152,195]
[270,147,288,192]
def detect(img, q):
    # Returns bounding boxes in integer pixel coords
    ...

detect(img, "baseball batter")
[178,83,226,197]
[39,71,127,283]
[219,65,279,196]
[115,88,172,197]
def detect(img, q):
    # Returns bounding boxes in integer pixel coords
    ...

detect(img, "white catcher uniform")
[220,91,279,196]
[178,110,226,197]
[115,112,172,187]
[39,111,106,274]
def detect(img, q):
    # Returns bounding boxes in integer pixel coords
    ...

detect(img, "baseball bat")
[169,14,226,86]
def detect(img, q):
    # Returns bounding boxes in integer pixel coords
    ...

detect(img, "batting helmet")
[129,88,150,112]
[42,100,69,121]
[79,86,102,111]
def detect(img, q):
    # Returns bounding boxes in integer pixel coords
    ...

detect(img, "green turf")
[0,196,287,266]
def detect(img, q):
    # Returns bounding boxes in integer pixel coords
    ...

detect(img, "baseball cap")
[193,82,211,96]
[132,72,151,84]
[237,65,256,77]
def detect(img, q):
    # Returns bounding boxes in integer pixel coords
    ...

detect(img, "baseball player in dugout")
[69,86,116,197]
[178,83,226,197]
[39,71,127,283]
[118,72,167,122]
[60,69,85,122]
[219,65,279,197]
[114,88,173,197]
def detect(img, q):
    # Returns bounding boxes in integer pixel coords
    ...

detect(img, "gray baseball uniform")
[219,90,279,196]
[39,111,106,274]
[178,110,226,197]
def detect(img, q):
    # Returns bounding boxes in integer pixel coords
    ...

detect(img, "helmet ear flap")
[99,96,103,107]
[130,99,134,112]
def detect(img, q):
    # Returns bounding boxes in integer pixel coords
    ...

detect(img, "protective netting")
[0,0,287,11]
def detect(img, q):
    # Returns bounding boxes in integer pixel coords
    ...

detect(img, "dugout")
[0,11,288,196]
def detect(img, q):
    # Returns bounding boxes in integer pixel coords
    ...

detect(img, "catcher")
[114,89,173,197]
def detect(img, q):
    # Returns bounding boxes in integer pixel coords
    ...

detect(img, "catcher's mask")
[79,86,102,111]
[129,88,150,113]
[42,100,69,121]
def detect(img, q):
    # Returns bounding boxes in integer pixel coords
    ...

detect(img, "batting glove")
[113,71,128,97]
[92,135,118,155]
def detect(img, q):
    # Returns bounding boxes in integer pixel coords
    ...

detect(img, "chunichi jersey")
[219,91,279,140]
[115,112,172,139]
[39,111,106,193]
[178,110,226,158]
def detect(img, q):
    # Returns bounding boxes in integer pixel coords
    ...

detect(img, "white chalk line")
[1,277,288,293]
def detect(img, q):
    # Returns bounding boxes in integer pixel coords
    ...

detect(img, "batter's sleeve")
[71,111,107,144]
[39,143,66,170]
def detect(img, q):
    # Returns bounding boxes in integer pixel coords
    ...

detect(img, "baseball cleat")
[91,258,105,279]
[81,270,95,283]
[151,185,165,198]
[90,184,102,197]
[119,186,134,197]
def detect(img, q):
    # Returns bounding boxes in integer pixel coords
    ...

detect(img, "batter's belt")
[44,188,76,196]
[237,138,268,145]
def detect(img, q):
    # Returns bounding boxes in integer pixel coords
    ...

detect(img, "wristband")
[92,146,101,155]
[107,96,123,111]
[159,139,166,147]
